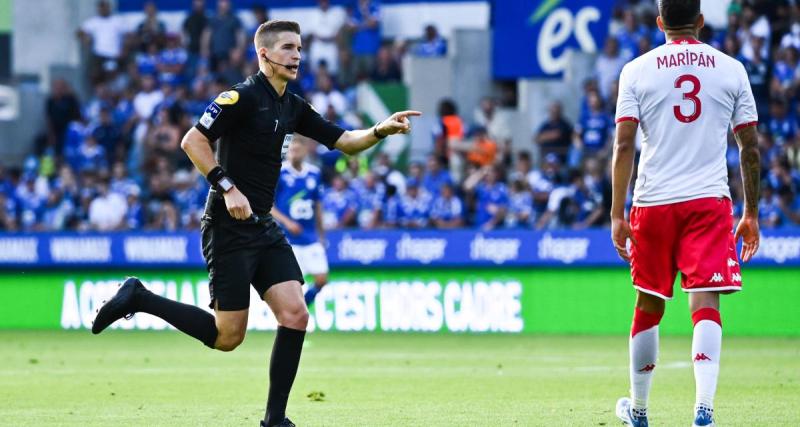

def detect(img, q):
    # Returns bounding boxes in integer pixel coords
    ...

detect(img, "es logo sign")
[493,0,612,79]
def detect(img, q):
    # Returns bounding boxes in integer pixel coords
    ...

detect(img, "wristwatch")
[217,176,235,193]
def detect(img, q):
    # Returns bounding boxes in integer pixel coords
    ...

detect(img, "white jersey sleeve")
[731,62,758,132]
[615,63,640,124]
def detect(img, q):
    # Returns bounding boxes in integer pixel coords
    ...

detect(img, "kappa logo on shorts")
[732,272,742,282]
[710,272,724,283]
[727,258,738,267]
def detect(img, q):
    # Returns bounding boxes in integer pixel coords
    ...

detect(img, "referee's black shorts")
[200,217,304,311]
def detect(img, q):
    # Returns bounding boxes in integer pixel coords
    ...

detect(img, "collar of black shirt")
[256,71,286,101]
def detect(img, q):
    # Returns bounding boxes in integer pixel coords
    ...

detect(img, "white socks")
[691,308,722,411]
[629,308,663,412]
[630,325,659,411]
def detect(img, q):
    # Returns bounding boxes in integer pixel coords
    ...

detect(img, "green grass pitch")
[1,331,798,426]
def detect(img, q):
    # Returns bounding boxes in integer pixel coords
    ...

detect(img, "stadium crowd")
[0,0,799,232]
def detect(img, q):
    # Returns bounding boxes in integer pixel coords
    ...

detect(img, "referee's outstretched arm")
[334,110,422,155]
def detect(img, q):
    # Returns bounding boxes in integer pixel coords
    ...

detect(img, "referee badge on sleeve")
[214,90,239,105]
[199,103,221,129]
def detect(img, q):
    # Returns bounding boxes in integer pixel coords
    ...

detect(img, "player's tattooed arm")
[734,125,760,218]
[734,125,761,262]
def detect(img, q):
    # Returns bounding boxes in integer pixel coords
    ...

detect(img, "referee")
[92,20,420,427]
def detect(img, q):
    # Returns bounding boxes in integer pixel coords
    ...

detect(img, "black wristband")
[206,166,226,186]
[206,166,235,193]
[373,122,388,140]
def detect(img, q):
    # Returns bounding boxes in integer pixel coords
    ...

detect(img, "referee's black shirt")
[194,71,345,222]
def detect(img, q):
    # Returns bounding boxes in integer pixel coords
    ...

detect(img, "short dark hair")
[658,0,700,28]
[254,20,301,49]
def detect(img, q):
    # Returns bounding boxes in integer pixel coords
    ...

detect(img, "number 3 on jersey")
[674,74,701,123]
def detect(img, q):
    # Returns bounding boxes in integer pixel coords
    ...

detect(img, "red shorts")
[629,197,742,300]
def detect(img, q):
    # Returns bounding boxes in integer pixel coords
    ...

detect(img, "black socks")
[135,290,218,348]
[264,326,306,425]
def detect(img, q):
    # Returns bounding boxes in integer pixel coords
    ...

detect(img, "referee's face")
[267,32,302,81]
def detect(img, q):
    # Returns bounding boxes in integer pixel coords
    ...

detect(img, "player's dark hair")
[658,0,700,28]
[255,20,301,49]
[438,99,457,116]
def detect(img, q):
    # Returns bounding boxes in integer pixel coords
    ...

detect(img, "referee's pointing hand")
[377,111,422,136]
[223,186,253,220]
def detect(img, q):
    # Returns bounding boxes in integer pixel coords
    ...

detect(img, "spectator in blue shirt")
[615,10,646,61]
[381,185,401,228]
[14,174,46,230]
[109,161,136,196]
[766,157,799,192]
[505,179,534,229]
[772,47,797,91]
[354,171,385,229]
[75,134,108,173]
[573,91,612,160]
[422,155,452,197]
[158,34,188,86]
[415,24,447,57]
[768,98,797,147]
[430,182,464,229]
[777,185,800,225]
[123,184,145,230]
[347,0,381,77]
[557,170,604,230]
[322,175,358,229]
[136,43,160,76]
[202,0,245,72]
[41,188,76,230]
[398,178,432,228]
[465,166,508,230]
[758,185,783,228]
[91,107,122,162]
[172,169,204,229]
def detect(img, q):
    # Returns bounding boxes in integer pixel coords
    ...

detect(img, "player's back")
[615,38,757,206]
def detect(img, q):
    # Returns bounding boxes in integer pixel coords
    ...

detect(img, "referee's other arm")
[181,128,253,220]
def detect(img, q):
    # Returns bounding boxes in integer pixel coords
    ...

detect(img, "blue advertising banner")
[493,0,614,79]
[0,229,799,268]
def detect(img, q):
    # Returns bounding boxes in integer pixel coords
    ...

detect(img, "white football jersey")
[615,38,758,206]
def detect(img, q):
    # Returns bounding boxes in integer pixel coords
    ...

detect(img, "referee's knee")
[215,330,245,352]
[276,306,309,330]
